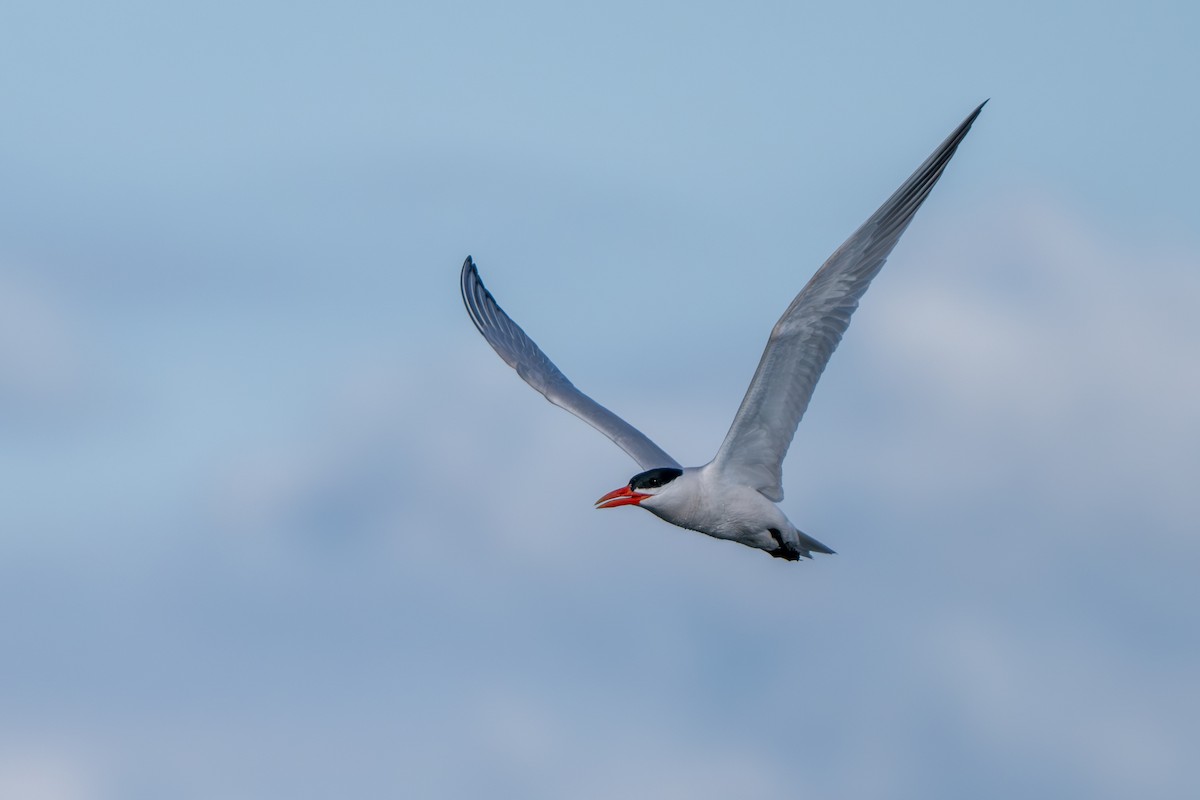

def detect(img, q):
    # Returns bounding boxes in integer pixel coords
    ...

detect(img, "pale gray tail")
[768,527,836,560]
[796,529,835,556]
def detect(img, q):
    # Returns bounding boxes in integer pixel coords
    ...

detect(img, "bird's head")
[595,467,684,510]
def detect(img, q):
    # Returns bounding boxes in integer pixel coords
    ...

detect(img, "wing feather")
[461,257,681,471]
[710,102,986,501]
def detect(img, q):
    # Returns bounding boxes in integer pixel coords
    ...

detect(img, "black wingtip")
[965,99,988,125]
[918,100,985,180]
[461,255,478,288]
[460,255,490,337]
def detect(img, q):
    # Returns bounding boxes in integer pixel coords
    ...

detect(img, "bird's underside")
[460,102,985,561]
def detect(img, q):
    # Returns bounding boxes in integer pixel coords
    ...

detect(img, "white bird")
[461,102,984,561]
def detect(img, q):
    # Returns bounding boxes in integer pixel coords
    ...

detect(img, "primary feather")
[709,101,986,501]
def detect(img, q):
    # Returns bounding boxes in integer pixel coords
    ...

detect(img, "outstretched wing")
[710,102,986,501]
[461,257,681,471]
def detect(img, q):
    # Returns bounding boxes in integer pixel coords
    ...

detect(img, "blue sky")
[1,1,1198,798]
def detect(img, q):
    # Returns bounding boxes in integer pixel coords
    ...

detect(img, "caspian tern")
[461,102,984,561]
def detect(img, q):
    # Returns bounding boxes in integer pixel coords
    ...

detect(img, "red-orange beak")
[595,485,649,509]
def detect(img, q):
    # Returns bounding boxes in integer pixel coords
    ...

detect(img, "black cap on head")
[629,467,683,491]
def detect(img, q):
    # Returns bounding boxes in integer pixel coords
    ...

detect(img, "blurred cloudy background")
[2,1,1198,798]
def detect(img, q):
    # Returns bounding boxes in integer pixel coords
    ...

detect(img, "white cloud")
[8,187,1195,800]
[927,611,1198,799]
[0,742,104,800]
[839,190,1200,547]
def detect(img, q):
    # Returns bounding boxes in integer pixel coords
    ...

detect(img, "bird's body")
[634,467,828,561]
[461,102,985,562]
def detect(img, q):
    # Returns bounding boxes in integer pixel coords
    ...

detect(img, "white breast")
[638,467,792,544]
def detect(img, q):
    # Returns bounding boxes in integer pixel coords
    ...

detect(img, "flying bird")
[461,102,985,561]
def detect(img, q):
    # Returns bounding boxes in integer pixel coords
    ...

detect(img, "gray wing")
[709,102,986,501]
[461,257,681,471]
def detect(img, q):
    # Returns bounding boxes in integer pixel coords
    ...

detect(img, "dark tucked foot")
[768,528,803,561]
[769,544,802,561]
